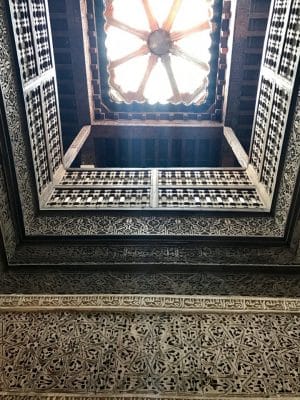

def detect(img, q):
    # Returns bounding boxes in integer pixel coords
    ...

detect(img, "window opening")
[103,0,214,106]
[95,0,223,116]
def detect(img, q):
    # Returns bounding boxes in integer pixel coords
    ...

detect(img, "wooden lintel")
[63,125,91,169]
[223,126,249,169]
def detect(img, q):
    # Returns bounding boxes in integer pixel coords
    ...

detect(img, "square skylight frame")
[93,0,226,121]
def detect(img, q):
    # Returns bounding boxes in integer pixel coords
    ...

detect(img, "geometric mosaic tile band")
[0,302,300,397]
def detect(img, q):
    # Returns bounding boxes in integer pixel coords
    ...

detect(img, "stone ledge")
[0,294,300,313]
[2,395,300,400]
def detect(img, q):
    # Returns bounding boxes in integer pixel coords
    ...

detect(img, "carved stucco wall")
[0,270,300,398]
[0,270,300,296]
[0,294,300,399]
[0,1,300,397]
[0,159,17,267]
[0,79,300,400]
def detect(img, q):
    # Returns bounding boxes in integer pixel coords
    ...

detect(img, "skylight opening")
[103,0,214,106]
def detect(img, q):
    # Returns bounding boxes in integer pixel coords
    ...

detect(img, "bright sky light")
[104,0,214,105]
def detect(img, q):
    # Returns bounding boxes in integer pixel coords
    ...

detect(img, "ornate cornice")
[9,242,297,266]
[2,395,300,399]
[1,270,300,296]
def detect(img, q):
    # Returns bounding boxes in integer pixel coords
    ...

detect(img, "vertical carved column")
[8,0,63,197]
[250,0,300,200]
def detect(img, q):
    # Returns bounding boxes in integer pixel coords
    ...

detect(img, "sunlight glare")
[178,32,212,63]
[144,59,173,104]
[172,0,214,31]
[148,0,174,27]
[104,0,214,105]
[111,0,149,31]
[171,55,206,95]
[114,55,149,93]
[105,27,144,61]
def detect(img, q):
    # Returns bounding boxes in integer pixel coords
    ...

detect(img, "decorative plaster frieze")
[0,294,299,313]
[2,395,300,400]
[0,296,300,397]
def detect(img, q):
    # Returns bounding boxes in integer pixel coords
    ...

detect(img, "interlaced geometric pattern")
[49,169,262,210]
[9,0,63,196]
[9,0,37,82]
[42,78,62,172]
[7,0,297,213]
[31,0,53,73]
[158,188,263,208]
[279,0,300,80]
[264,0,289,71]
[61,170,151,186]
[159,170,250,186]
[2,311,300,395]
[261,86,289,194]
[47,188,151,208]
[25,88,50,193]
[250,77,273,175]
[60,170,251,188]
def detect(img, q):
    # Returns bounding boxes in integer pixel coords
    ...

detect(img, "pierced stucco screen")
[103,0,214,105]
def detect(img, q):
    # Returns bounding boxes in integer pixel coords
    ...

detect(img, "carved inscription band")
[0,294,300,313]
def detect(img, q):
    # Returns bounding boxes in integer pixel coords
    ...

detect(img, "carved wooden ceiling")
[48,0,270,153]
[0,0,299,268]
